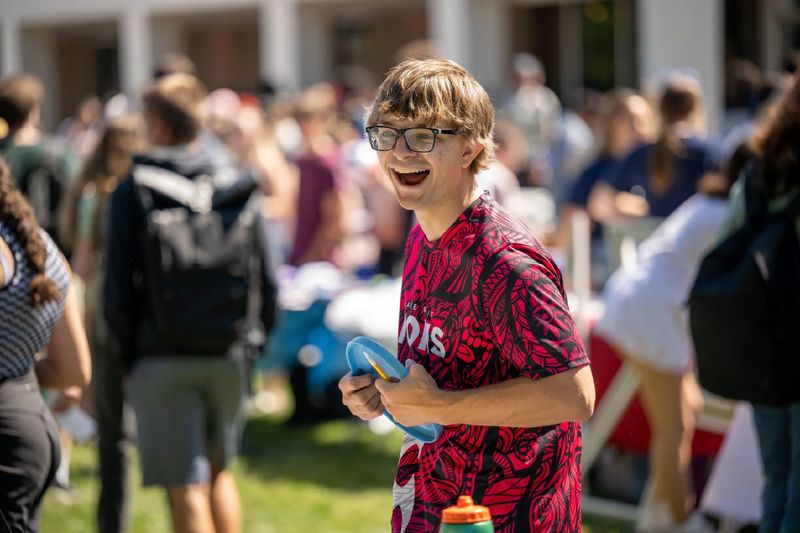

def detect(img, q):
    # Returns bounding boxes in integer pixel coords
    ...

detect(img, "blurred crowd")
[2,42,800,533]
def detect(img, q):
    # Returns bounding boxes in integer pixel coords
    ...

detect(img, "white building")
[1,0,795,132]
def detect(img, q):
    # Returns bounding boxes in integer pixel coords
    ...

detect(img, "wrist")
[430,388,459,426]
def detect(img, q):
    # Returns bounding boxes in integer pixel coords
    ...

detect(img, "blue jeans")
[753,401,800,533]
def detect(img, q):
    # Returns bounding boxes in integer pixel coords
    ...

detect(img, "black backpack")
[689,163,800,405]
[133,164,277,358]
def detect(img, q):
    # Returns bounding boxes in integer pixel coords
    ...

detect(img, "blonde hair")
[142,73,206,145]
[60,114,142,251]
[596,89,657,157]
[366,58,495,174]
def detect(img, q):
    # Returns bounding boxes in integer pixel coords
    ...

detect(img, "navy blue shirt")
[606,137,722,218]
[568,156,619,208]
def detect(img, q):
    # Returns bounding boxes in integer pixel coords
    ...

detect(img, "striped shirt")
[0,222,69,380]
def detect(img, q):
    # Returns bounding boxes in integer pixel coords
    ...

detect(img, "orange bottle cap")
[441,496,492,524]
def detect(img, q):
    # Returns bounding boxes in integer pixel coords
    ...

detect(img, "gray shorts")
[129,357,245,487]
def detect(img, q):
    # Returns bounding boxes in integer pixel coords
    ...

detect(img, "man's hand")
[339,372,384,421]
[374,361,444,427]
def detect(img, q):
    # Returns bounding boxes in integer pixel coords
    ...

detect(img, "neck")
[416,178,481,241]
[12,124,41,146]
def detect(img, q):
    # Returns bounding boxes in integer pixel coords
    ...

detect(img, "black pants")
[0,370,60,533]
[92,342,129,533]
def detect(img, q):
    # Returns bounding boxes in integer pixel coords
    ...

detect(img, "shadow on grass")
[239,415,402,490]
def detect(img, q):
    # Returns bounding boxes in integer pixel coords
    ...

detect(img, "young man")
[105,73,275,533]
[339,58,595,532]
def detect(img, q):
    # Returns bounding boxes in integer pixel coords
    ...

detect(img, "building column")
[614,0,636,88]
[558,3,583,100]
[260,0,301,92]
[1,17,21,77]
[120,5,151,96]
[20,29,57,128]
[760,0,784,74]
[638,0,723,133]
[427,0,471,69]
[470,0,510,97]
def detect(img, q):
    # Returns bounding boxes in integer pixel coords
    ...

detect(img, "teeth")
[393,169,428,175]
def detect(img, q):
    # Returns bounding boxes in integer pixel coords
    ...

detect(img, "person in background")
[589,74,722,224]
[105,73,273,533]
[501,52,562,188]
[0,155,92,532]
[548,87,598,207]
[60,114,143,533]
[474,119,521,208]
[57,95,103,159]
[288,84,345,267]
[593,143,740,531]
[716,70,800,533]
[339,58,594,533]
[0,74,80,252]
[222,93,297,263]
[552,89,657,287]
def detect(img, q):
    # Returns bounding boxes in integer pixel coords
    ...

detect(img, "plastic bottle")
[440,495,495,532]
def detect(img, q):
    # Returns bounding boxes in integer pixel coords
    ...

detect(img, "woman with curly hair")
[717,70,800,533]
[0,155,91,532]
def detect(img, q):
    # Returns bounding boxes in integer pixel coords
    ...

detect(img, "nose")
[392,133,416,159]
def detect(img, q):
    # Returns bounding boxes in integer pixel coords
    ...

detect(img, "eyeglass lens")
[369,127,437,152]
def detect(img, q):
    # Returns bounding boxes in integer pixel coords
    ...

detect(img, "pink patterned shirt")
[391,194,589,533]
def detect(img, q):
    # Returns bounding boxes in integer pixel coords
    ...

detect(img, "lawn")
[41,414,632,532]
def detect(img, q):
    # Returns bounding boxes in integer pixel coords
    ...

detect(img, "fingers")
[348,388,384,421]
[367,390,384,412]
[338,372,377,393]
[339,372,383,421]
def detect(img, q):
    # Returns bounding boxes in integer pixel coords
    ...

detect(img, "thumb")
[405,359,415,369]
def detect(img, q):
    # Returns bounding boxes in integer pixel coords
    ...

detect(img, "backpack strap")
[744,161,800,223]
[132,164,213,213]
[743,161,768,223]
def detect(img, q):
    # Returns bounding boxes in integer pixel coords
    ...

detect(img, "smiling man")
[339,58,595,533]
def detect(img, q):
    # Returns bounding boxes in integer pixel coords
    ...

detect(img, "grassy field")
[41,414,632,532]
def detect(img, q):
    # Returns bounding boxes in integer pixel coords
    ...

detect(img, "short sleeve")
[478,248,589,379]
[0,237,13,289]
[567,164,599,207]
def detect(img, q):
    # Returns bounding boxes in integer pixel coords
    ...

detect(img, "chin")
[392,189,426,212]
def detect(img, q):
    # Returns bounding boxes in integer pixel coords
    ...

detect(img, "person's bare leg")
[630,360,697,524]
[210,469,242,533]
[167,485,214,533]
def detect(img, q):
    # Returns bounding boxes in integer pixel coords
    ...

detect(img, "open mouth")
[392,169,430,186]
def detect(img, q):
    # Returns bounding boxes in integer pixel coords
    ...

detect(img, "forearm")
[431,366,595,428]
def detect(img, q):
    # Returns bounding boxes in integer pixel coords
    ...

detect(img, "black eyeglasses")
[365,125,459,153]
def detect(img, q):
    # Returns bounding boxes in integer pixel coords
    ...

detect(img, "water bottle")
[440,495,495,532]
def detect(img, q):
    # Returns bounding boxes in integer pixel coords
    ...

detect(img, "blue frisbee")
[346,336,443,443]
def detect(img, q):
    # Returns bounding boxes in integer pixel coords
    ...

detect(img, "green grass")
[41,414,631,532]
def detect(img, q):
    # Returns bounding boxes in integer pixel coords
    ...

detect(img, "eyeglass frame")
[364,125,460,153]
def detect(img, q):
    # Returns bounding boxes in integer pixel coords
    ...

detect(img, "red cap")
[441,496,492,524]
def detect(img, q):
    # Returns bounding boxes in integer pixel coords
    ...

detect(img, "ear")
[461,139,483,170]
